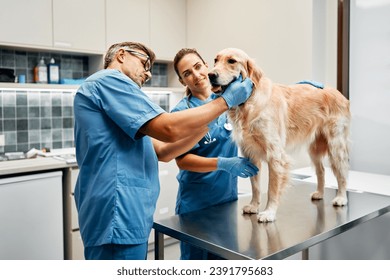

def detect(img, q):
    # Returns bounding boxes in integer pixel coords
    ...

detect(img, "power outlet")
[0,134,4,146]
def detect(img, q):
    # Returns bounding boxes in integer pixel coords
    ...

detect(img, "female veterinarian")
[74,42,255,260]
[171,48,259,260]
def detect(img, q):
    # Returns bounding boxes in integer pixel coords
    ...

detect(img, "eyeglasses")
[124,49,152,72]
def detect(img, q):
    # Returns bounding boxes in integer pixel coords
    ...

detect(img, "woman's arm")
[176,154,260,178]
[175,153,218,172]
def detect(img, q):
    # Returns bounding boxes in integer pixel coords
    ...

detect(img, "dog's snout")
[208,72,218,84]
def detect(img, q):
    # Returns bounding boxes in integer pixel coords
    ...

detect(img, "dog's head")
[208,48,262,93]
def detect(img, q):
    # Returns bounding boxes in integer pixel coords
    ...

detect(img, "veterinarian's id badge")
[224,122,233,131]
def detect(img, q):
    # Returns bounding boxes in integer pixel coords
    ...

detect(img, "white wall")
[186,0,314,84]
[349,0,390,175]
[312,0,338,87]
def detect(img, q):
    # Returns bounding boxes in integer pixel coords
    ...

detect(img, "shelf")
[0,83,79,91]
[0,82,185,93]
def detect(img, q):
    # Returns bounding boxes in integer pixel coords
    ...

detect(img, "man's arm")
[140,97,227,143]
[140,76,253,143]
[152,126,208,162]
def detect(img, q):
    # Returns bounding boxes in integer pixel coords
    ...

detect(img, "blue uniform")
[171,94,238,259]
[73,69,165,255]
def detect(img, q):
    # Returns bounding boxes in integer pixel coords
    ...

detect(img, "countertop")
[292,167,390,195]
[0,156,77,176]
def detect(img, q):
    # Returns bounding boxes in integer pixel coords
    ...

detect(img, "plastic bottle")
[47,57,60,84]
[33,57,48,83]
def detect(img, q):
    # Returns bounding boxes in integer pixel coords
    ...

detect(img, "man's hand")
[220,75,253,108]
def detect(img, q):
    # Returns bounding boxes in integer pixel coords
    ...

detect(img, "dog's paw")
[311,191,324,200]
[257,211,276,223]
[332,196,348,206]
[242,204,259,214]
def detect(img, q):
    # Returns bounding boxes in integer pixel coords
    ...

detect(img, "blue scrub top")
[171,94,238,214]
[74,69,165,247]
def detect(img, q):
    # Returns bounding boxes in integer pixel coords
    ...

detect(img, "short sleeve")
[93,72,165,140]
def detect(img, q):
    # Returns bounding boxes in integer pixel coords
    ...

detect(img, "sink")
[0,155,8,161]
[37,147,75,157]
[2,152,26,161]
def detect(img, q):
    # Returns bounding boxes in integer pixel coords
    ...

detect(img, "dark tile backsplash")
[0,47,168,86]
[0,89,75,153]
[0,47,169,153]
[0,48,89,83]
[0,88,170,153]
[144,63,168,87]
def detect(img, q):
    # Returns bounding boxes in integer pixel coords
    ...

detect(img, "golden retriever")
[208,48,350,222]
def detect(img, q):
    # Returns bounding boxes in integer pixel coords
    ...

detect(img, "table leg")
[302,249,309,260]
[154,230,165,260]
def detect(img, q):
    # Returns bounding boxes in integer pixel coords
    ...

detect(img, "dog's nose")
[208,72,218,84]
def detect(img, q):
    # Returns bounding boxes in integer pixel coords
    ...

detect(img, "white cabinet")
[150,0,186,60]
[155,161,179,221]
[0,171,64,260]
[1,0,186,58]
[63,167,84,260]
[0,0,52,48]
[105,0,150,49]
[106,0,186,61]
[0,0,105,54]
[53,0,106,53]
[148,161,179,246]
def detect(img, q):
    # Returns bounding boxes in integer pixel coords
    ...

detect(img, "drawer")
[70,168,79,194]
[70,230,84,260]
[71,194,79,230]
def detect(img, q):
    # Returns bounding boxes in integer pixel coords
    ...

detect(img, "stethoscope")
[186,94,233,144]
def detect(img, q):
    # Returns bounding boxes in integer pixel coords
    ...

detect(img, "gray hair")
[103,42,156,69]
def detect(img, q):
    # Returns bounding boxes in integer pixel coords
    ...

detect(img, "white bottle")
[34,57,48,83]
[47,58,60,84]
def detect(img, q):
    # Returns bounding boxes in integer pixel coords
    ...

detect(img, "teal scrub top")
[171,94,238,215]
[74,69,165,247]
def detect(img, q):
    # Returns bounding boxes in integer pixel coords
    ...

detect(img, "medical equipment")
[186,94,233,142]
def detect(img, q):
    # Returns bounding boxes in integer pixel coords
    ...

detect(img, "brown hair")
[173,48,207,96]
[104,42,156,69]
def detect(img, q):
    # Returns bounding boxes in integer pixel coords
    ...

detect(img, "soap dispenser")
[47,58,60,84]
[33,57,48,83]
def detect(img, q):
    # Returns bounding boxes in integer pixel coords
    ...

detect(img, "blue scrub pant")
[180,241,224,260]
[84,243,148,260]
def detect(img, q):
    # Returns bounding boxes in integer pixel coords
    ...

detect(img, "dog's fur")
[209,48,351,222]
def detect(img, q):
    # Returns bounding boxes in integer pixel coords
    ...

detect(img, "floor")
[147,240,180,260]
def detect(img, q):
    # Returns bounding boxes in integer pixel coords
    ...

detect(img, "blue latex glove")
[221,75,253,108]
[217,156,259,178]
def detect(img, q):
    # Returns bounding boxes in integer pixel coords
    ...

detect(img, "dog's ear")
[247,58,262,87]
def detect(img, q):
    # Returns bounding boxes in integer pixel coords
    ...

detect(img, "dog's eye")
[227,59,236,64]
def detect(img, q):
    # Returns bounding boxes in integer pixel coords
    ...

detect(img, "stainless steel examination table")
[153,181,390,260]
